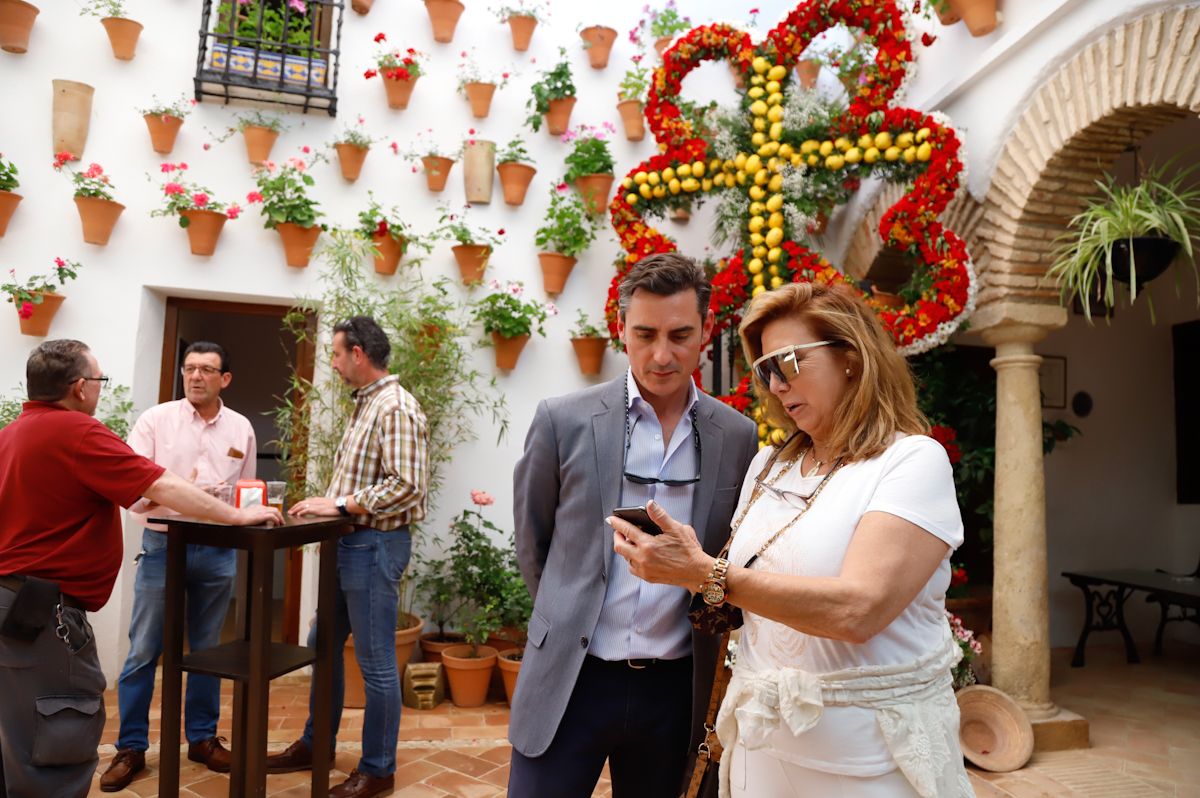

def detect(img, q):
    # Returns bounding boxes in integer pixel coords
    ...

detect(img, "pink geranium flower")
[164,182,185,195]
[225,204,242,220]
[470,490,495,506]
[18,301,34,319]
[192,192,209,207]
[246,191,264,204]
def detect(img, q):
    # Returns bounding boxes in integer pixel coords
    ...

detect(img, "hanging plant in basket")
[525,47,576,135]
[246,149,325,268]
[329,116,378,182]
[534,182,598,295]
[495,136,537,207]
[0,152,23,237]
[150,162,243,257]
[357,194,432,276]
[80,0,142,61]
[365,35,427,110]
[472,279,557,370]
[4,257,81,337]
[137,95,193,155]
[435,204,506,284]
[54,151,124,246]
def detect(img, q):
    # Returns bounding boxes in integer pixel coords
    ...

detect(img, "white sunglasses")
[751,341,835,384]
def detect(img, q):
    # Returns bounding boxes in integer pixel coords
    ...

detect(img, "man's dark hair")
[27,339,91,402]
[617,252,712,320]
[333,316,390,370]
[183,341,229,373]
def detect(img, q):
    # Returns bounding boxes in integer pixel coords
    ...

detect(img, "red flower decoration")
[18,301,33,320]
[364,68,378,79]
[374,32,386,43]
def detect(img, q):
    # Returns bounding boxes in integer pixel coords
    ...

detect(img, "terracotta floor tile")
[393,759,444,790]
[424,770,498,798]
[425,749,499,779]
[477,746,511,766]
[394,784,449,797]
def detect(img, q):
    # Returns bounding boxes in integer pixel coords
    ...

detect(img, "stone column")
[982,323,1056,718]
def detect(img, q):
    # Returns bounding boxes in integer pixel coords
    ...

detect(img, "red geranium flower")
[364,68,378,79]
[374,32,386,43]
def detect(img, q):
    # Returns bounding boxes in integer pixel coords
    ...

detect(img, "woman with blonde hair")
[611,282,974,797]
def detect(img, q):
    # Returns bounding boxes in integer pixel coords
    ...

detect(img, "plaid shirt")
[327,375,428,530]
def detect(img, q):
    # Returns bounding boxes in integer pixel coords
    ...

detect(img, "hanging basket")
[507,13,536,51]
[241,125,278,165]
[180,209,227,256]
[420,156,454,192]
[0,190,22,237]
[424,0,464,43]
[144,114,183,154]
[579,25,616,69]
[0,0,39,54]
[496,162,536,206]
[462,139,495,204]
[1109,236,1180,288]
[372,232,404,275]
[571,337,607,376]
[15,291,65,337]
[616,99,645,142]
[275,222,321,268]
[544,96,576,136]
[100,16,141,60]
[538,252,576,296]
[491,332,529,370]
[463,81,496,119]
[334,143,369,181]
[452,244,490,284]
[74,196,124,245]
[574,173,614,216]
[382,74,418,109]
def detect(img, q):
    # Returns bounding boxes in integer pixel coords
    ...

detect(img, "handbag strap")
[685,632,734,798]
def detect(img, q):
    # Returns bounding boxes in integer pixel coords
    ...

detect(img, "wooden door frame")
[159,296,317,644]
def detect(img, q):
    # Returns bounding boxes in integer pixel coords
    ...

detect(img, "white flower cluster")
[783,83,836,130]
[714,188,749,246]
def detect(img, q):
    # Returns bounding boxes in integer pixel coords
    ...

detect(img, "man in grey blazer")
[507,253,759,797]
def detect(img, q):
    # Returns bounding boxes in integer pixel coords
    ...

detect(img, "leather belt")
[0,574,85,609]
[587,654,692,670]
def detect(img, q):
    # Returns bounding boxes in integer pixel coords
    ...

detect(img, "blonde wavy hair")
[738,282,929,462]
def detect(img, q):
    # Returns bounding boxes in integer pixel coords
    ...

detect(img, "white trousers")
[729,742,921,798]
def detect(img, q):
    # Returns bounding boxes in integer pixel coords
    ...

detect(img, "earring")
[845,368,852,377]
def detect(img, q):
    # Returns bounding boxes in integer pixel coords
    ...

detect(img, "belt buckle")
[627,658,649,670]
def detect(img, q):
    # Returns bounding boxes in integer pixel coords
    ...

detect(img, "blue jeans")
[302,527,411,778]
[115,529,236,751]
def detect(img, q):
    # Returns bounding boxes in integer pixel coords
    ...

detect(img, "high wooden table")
[148,515,355,798]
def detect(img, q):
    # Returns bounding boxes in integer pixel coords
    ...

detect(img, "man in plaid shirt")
[269,315,428,798]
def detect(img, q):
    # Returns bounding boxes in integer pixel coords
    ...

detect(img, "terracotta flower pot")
[492,332,529,370]
[728,63,745,89]
[344,614,424,709]
[507,13,537,51]
[936,3,962,24]
[52,79,94,157]
[572,336,607,376]
[579,25,617,69]
[334,142,369,181]
[870,288,906,309]
[275,222,321,268]
[420,155,454,192]
[424,0,464,43]
[372,232,404,275]
[383,74,418,109]
[442,644,497,708]
[451,244,490,284]
[241,125,278,165]
[497,649,522,706]
[0,0,38,54]
[496,162,536,206]
[100,16,141,60]
[796,59,820,89]
[463,139,495,204]
[544,96,576,136]
[949,0,997,36]
[143,113,183,154]
[671,206,690,223]
[654,35,673,57]
[616,99,645,142]
[463,81,496,119]
[351,0,373,14]
[15,291,64,336]
[538,252,576,296]
[419,631,465,665]
[74,196,123,245]
[180,209,227,256]
[0,190,22,237]
[574,173,614,216]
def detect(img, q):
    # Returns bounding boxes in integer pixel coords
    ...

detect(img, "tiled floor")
[87,642,1197,797]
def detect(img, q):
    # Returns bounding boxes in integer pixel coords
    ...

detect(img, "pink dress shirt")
[127,398,257,531]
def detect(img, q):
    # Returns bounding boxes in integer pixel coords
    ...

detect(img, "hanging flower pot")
[420,156,455,192]
[1109,236,1180,288]
[497,162,536,206]
[241,125,278,165]
[275,222,321,268]
[671,206,690,223]
[654,36,673,57]
[463,81,496,119]
[948,0,997,36]
[179,209,227,256]
[507,13,537,51]
[144,114,183,154]
[0,0,37,54]
[383,74,418,109]
[452,244,490,284]
[796,59,820,89]
[52,80,94,158]
[372,232,404,275]
[571,336,607,376]
[491,332,529,370]
[441,644,498,708]
[462,139,495,205]
[0,190,22,237]
[497,650,522,706]
[334,142,369,182]
[15,291,64,337]
[574,173,614,216]
[579,25,617,69]
[74,196,123,245]
[616,99,645,142]
[100,17,142,60]
[807,210,829,236]
[351,0,373,14]
[424,0,464,43]
[545,96,576,137]
[936,3,962,24]
[538,252,576,296]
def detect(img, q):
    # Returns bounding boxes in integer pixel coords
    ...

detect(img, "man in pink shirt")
[100,342,257,792]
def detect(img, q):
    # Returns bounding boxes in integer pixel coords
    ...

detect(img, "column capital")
[980,323,1050,349]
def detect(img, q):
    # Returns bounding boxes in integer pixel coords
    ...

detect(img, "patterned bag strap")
[685,632,734,798]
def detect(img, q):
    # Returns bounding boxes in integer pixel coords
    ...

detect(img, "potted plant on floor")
[1048,161,1200,322]
[413,556,467,665]
[563,123,617,216]
[525,47,576,135]
[54,151,124,246]
[150,161,243,256]
[494,551,532,705]
[492,0,544,51]
[496,136,537,207]
[365,35,426,110]
[342,574,427,710]
[534,182,598,295]
[0,152,22,237]
[234,111,286,166]
[356,194,432,276]
[138,95,193,155]
[4,257,80,336]
[473,280,556,370]
[569,310,609,376]
[80,0,142,60]
[435,205,505,284]
[329,116,377,182]
[0,0,39,54]
[616,57,650,142]
[246,151,325,267]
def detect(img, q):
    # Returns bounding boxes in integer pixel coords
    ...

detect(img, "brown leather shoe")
[330,769,395,798]
[265,739,335,773]
[100,748,145,792]
[187,736,232,773]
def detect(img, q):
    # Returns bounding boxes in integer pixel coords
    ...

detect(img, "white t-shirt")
[726,433,963,776]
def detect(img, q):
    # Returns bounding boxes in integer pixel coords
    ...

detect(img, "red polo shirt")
[0,401,164,611]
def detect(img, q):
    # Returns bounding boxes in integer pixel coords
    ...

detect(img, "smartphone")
[612,505,663,536]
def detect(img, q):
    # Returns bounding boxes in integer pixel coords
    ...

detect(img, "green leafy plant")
[52,152,117,201]
[435,205,506,248]
[149,162,243,225]
[213,0,318,57]
[4,258,81,315]
[496,135,533,165]
[491,1,547,23]
[137,95,194,119]
[364,34,426,81]
[235,110,286,134]
[562,123,616,181]
[0,153,18,193]
[357,193,432,266]
[474,280,557,338]
[535,183,598,257]
[80,0,127,18]
[525,48,575,132]
[569,309,606,338]
[246,154,323,229]
[0,381,134,438]
[618,56,651,103]
[631,0,691,45]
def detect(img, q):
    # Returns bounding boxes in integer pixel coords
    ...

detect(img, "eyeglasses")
[81,375,110,388]
[753,475,817,510]
[752,341,835,385]
[622,381,702,487]
[182,365,223,377]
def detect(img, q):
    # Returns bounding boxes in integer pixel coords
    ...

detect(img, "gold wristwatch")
[701,557,730,605]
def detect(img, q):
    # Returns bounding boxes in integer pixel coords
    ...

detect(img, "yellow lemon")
[647,171,661,186]
[896,131,914,149]
[752,273,765,287]
[662,166,675,182]
[767,105,785,123]
[748,184,766,201]
[626,193,638,205]
[735,171,747,186]
[801,139,820,154]
[917,142,933,161]
[770,276,784,288]
[767,264,779,276]
[778,143,794,159]
[751,132,767,147]
[903,146,916,163]
[845,147,863,164]
[791,154,804,167]
[633,171,648,185]
[701,178,713,191]
[750,74,765,86]
[834,136,851,152]
[734,152,748,170]
[825,154,845,170]
[677,163,692,178]
[713,173,727,187]
[770,428,788,445]
[916,127,931,142]
[758,422,768,438]
[753,117,767,132]
[621,176,633,189]
[767,64,787,81]
[819,140,835,156]
[748,258,764,274]
[681,177,699,192]
[806,153,820,166]
[752,285,766,297]
[769,121,784,141]
[768,211,784,229]
[744,154,762,174]
[765,80,781,94]
[639,183,652,199]
[752,56,770,74]
[857,133,874,149]
[749,232,765,246]
[864,146,881,164]
[754,168,769,186]
[750,100,769,117]
[652,184,666,198]
[752,245,767,259]
[748,86,765,99]
[692,161,706,177]
[765,227,784,247]
[767,246,783,263]
[668,178,681,194]
[874,131,893,149]
[766,193,784,212]
[767,92,783,106]
[710,158,722,173]
[884,146,901,162]
[767,173,783,193]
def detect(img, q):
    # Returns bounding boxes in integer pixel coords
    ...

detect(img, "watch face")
[703,583,725,605]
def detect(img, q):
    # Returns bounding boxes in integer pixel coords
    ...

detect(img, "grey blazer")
[508,376,759,757]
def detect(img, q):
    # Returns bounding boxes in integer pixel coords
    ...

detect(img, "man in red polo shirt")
[0,339,282,798]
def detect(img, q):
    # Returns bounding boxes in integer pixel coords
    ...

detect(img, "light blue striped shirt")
[589,370,697,661]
